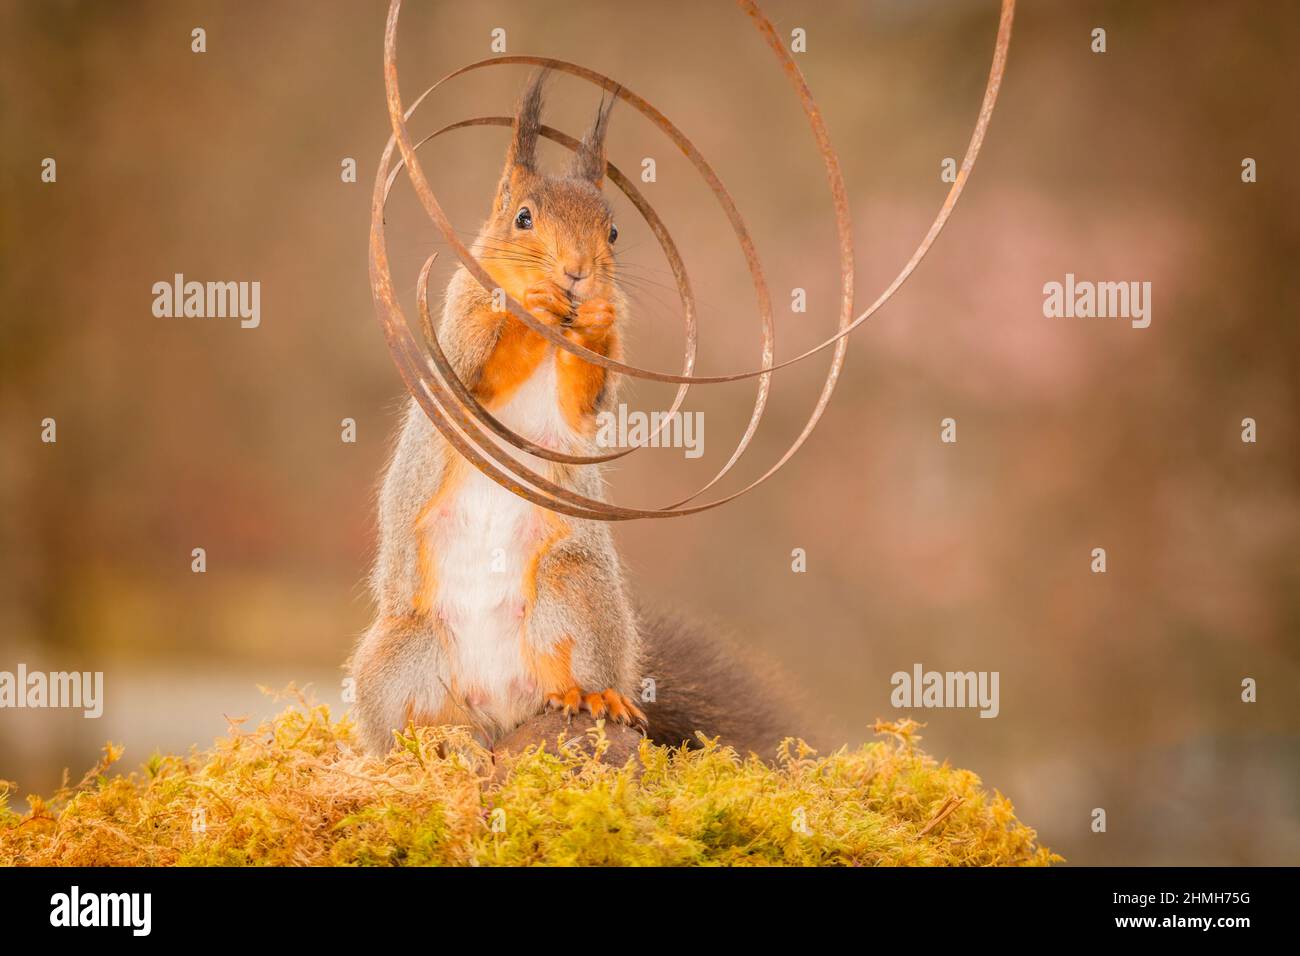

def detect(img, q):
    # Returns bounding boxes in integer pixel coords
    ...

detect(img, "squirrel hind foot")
[546,686,646,728]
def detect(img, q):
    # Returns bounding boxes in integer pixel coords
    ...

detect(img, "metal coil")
[370,0,1016,520]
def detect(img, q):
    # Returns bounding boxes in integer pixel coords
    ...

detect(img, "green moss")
[0,692,1059,866]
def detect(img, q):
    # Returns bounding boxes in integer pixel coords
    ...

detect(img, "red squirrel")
[351,72,792,757]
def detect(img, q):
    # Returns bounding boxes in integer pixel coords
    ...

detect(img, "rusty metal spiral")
[370,0,1016,520]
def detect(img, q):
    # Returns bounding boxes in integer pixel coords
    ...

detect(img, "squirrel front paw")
[571,297,615,335]
[523,279,573,326]
[521,282,616,341]
[546,686,647,727]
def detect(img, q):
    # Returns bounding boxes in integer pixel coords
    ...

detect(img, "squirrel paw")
[571,297,615,333]
[546,687,647,727]
[523,280,573,325]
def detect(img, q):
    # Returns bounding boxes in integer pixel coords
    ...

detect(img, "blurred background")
[2,0,1297,865]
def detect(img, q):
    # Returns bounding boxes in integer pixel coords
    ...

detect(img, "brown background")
[2,0,1297,865]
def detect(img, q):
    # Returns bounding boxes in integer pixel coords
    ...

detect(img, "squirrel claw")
[545,687,583,717]
[523,281,573,326]
[546,687,647,728]
[572,297,615,333]
[600,688,648,728]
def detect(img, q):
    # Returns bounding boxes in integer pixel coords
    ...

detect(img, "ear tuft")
[571,88,618,185]
[509,69,548,172]
[496,70,548,213]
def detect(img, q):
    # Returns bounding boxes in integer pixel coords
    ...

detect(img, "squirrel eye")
[608,224,618,244]
[514,207,533,230]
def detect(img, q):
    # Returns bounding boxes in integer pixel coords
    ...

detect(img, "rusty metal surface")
[369,0,1016,520]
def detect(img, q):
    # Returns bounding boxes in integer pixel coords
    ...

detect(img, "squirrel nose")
[561,257,592,284]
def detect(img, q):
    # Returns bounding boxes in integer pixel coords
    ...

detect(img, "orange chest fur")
[472,312,612,433]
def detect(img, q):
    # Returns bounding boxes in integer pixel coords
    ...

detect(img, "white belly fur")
[426,351,575,731]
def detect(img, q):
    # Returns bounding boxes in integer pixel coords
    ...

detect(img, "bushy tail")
[637,608,816,759]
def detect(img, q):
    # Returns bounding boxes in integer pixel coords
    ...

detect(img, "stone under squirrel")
[351,72,792,757]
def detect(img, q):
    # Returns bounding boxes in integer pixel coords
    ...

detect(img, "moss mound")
[0,693,1059,866]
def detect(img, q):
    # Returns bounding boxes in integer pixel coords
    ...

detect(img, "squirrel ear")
[497,69,548,210]
[570,90,617,186]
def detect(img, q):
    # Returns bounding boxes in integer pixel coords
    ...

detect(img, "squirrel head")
[478,71,619,306]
